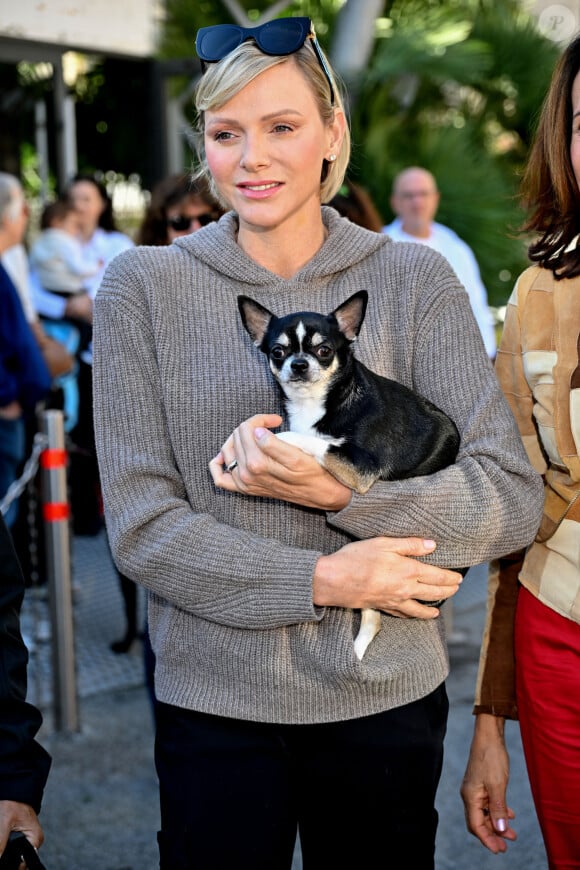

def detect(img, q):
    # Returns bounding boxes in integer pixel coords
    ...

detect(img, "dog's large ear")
[332,291,368,340]
[237,296,274,347]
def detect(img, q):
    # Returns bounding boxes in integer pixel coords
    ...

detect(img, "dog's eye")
[271,346,286,360]
[315,345,333,360]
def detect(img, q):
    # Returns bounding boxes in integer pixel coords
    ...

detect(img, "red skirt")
[515,585,580,869]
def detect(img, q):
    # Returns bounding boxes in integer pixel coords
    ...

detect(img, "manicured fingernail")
[495,818,508,832]
[255,427,267,441]
[423,539,436,549]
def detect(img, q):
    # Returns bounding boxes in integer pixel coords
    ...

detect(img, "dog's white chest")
[277,396,344,463]
[285,395,325,437]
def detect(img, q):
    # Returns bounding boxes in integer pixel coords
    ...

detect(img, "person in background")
[1,203,75,590]
[2,244,37,325]
[1,241,74,391]
[461,34,580,868]
[0,173,51,529]
[383,167,497,359]
[29,175,134,537]
[65,174,134,299]
[29,199,102,297]
[30,174,133,338]
[64,176,134,533]
[136,173,223,246]
[0,513,51,867]
[328,177,383,231]
[93,17,542,868]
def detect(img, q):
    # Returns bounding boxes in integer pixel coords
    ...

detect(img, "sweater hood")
[172,206,390,287]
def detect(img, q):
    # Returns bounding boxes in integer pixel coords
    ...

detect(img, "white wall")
[0,0,162,58]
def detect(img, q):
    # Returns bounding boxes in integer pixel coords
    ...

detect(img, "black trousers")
[155,683,448,870]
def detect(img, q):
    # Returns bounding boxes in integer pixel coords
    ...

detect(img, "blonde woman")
[93,18,542,869]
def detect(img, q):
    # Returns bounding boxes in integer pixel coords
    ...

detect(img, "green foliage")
[346,0,560,304]
[470,4,560,150]
[20,141,56,199]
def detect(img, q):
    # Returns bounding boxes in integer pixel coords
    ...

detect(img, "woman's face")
[68,180,106,235]
[571,70,580,190]
[204,60,343,236]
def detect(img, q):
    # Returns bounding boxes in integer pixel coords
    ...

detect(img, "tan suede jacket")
[475,265,580,719]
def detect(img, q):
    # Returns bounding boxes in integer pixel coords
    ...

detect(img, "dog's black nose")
[290,358,309,374]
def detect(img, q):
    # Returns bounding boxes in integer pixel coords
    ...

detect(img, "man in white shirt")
[383,167,496,358]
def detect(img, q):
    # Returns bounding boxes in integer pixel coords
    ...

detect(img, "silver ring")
[226,459,238,473]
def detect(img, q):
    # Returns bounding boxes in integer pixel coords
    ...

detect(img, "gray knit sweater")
[93,208,543,724]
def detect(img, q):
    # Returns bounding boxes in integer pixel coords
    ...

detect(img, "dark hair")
[66,173,118,232]
[136,174,223,246]
[329,179,383,232]
[40,198,76,230]
[521,35,580,278]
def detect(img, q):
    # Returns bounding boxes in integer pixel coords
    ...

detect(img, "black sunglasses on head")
[195,17,335,106]
[167,214,215,231]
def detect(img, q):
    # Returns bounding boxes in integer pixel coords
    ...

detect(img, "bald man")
[383,167,496,359]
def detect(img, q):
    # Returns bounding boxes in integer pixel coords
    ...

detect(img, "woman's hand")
[209,415,352,511]
[0,799,44,862]
[313,536,463,617]
[461,713,517,853]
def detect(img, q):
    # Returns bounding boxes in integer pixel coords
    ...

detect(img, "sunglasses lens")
[168,214,215,231]
[256,18,309,55]
[168,216,191,231]
[196,25,243,61]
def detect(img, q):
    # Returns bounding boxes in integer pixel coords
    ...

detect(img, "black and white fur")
[238,290,460,658]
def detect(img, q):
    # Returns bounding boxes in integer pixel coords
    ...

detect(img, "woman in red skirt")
[461,34,580,869]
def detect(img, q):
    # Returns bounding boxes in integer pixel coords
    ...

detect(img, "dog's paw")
[321,453,378,493]
[276,431,330,463]
[353,608,381,659]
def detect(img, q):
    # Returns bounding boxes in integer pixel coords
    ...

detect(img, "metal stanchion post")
[443,599,454,638]
[41,410,79,732]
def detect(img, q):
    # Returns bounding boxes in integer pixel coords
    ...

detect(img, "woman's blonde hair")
[193,38,351,206]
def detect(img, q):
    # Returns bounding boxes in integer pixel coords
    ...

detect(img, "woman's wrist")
[312,554,340,607]
[325,482,352,512]
[474,712,506,740]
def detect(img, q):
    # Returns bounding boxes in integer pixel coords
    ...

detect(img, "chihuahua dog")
[238,290,460,659]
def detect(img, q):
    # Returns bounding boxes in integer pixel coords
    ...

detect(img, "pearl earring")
[328,154,337,162]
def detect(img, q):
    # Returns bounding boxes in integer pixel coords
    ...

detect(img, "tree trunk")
[330,0,385,82]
